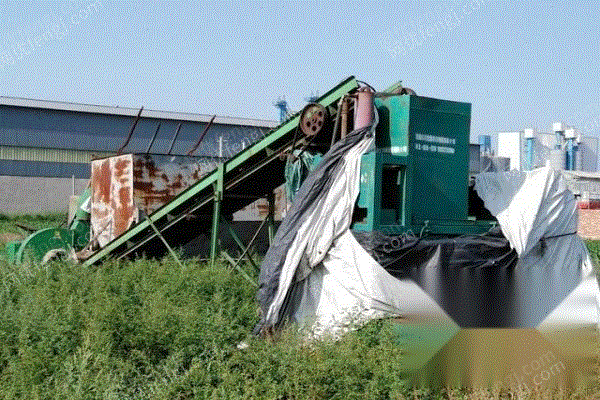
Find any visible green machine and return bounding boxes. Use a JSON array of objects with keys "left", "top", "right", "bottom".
[
  {"left": 352, "top": 94, "right": 493, "bottom": 235},
  {"left": 7, "top": 188, "right": 91, "bottom": 264}
]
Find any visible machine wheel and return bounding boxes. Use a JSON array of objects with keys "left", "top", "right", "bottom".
[
  {"left": 300, "top": 103, "right": 329, "bottom": 137},
  {"left": 14, "top": 228, "right": 75, "bottom": 265}
]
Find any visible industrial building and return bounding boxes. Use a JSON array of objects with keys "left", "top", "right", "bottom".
[
  {"left": 0, "top": 96, "right": 277, "bottom": 215},
  {"left": 471, "top": 124, "right": 600, "bottom": 239},
  {"left": 496, "top": 123, "right": 598, "bottom": 172}
]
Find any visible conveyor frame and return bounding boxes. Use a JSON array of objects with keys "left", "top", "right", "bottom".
[{"left": 83, "top": 77, "right": 359, "bottom": 266}]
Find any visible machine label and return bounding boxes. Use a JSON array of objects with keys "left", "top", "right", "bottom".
[
  {"left": 415, "top": 133, "right": 456, "bottom": 154},
  {"left": 390, "top": 146, "right": 408, "bottom": 153}
]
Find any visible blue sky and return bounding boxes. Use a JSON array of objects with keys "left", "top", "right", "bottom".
[{"left": 1, "top": 0, "right": 599, "bottom": 143}]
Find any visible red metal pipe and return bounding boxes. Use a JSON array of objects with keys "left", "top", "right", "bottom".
[{"left": 354, "top": 87, "right": 374, "bottom": 130}]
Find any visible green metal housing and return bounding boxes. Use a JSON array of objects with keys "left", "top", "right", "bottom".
[
  {"left": 353, "top": 95, "right": 493, "bottom": 235},
  {"left": 8, "top": 187, "right": 91, "bottom": 265},
  {"left": 14, "top": 228, "right": 75, "bottom": 264},
  {"left": 5, "top": 241, "right": 21, "bottom": 264}
]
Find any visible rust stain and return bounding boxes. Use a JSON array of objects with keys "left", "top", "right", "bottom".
[
  {"left": 95, "top": 159, "right": 111, "bottom": 204},
  {"left": 114, "top": 186, "right": 134, "bottom": 236},
  {"left": 114, "top": 158, "right": 128, "bottom": 174},
  {"left": 170, "top": 180, "right": 183, "bottom": 190},
  {"left": 257, "top": 204, "right": 269, "bottom": 216},
  {"left": 131, "top": 155, "right": 209, "bottom": 215},
  {"left": 134, "top": 181, "right": 154, "bottom": 192},
  {"left": 92, "top": 154, "right": 214, "bottom": 246},
  {"left": 114, "top": 158, "right": 130, "bottom": 185}
]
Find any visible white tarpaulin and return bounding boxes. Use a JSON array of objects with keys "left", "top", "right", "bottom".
[
  {"left": 475, "top": 167, "right": 599, "bottom": 330},
  {"left": 256, "top": 136, "right": 598, "bottom": 337}
]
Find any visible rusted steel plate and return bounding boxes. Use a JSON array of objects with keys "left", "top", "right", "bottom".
[
  {"left": 132, "top": 155, "right": 210, "bottom": 215},
  {"left": 90, "top": 155, "right": 137, "bottom": 248},
  {"left": 90, "top": 153, "right": 288, "bottom": 250}
]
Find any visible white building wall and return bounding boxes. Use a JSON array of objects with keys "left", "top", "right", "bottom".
[
  {"left": 497, "top": 132, "right": 522, "bottom": 171},
  {"left": 0, "top": 176, "right": 88, "bottom": 215}
]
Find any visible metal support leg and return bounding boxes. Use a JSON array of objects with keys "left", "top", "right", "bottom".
[
  {"left": 221, "top": 214, "right": 267, "bottom": 284},
  {"left": 210, "top": 196, "right": 221, "bottom": 267},
  {"left": 145, "top": 214, "right": 184, "bottom": 268},
  {"left": 220, "top": 251, "right": 258, "bottom": 287},
  {"left": 221, "top": 216, "right": 259, "bottom": 270},
  {"left": 210, "top": 164, "right": 224, "bottom": 267},
  {"left": 267, "top": 191, "right": 275, "bottom": 245},
  {"left": 233, "top": 215, "right": 267, "bottom": 270}
]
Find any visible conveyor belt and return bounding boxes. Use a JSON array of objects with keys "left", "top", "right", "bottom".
[{"left": 83, "top": 77, "right": 358, "bottom": 265}]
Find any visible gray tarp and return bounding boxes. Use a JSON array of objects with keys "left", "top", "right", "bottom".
[
  {"left": 255, "top": 123, "right": 378, "bottom": 333},
  {"left": 255, "top": 120, "right": 598, "bottom": 338}
]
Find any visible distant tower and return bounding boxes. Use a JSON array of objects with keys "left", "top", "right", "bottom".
[
  {"left": 565, "top": 128, "right": 577, "bottom": 170},
  {"left": 523, "top": 128, "right": 536, "bottom": 171},
  {"left": 304, "top": 91, "right": 319, "bottom": 103},
  {"left": 274, "top": 97, "right": 289, "bottom": 123},
  {"left": 478, "top": 135, "right": 492, "bottom": 156}
]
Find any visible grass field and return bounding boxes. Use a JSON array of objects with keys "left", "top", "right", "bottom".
[{"left": 0, "top": 215, "right": 598, "bottom": 399}]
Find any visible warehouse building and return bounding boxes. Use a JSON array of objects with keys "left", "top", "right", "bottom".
[{"left": 0, "top": 96, "right": 277, "bottom": 215}]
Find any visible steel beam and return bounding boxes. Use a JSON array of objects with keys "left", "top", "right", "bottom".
[
  {"left": 221, "top": 216, "right": 259, "bottom": 270},
  {"left": 267, "top": 191, "right": 275, "bottom": 244},
  {"left": 144, "top": 212, "right": 184, "bottom": 268},
  {"left": 220, "top": 251, "right": 258, "bottom": 287},
  {"left": 210, "top": 163, "right": 225, "bottom": 267}
]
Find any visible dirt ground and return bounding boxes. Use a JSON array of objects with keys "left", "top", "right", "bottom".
[
  {"left": 0, "top": 232, "right": 22, "bottom": 244},
  {"left": 579, "top": 209, "right": 600, "bottom": 240}
]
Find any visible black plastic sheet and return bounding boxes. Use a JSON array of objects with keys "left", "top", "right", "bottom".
[{"left": 354, "top": 229, "right": 529, "bottom": 328}]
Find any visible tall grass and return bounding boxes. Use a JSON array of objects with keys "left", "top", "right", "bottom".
[
  {"left": 0, "top": 217, "right": 598, "bottom": 398},
  {"left": 0, "top": 256, "right": 416, "bottom": 399},
  {"left": 0, "top": 213, "right": 67, "bottom": 233}
]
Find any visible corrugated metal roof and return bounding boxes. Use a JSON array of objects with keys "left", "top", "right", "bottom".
[
  {"left": 0, "top": 96, "right": 278, "bottom": 128},
  {"left": 0, "top": 100, "right": 275, "bottom": 156}
]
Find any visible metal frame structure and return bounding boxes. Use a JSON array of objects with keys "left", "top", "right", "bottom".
[{"left": 82, "top": 76, "right": 359, "bottom": 266}]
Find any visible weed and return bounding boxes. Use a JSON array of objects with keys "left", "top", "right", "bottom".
[{"left": 0, "top": 217, "right": 597, "bottom": 398}]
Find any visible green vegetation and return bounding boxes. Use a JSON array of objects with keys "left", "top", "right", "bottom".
[
  {"left": 0, "top": 217, "right": 598, "bottom": 398},
  {"left": 0, "top": 256, "right": 414, "bottom": 399},
  {"left": 586, "top": 240, "right": 600, "bottom": 275},
  {"left": 0, "top": 213, "right": 67, "bottom": 234}
]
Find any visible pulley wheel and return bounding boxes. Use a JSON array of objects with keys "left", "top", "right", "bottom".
[{"left": 300, "top": 103, "right": 328, "bottom": 137}]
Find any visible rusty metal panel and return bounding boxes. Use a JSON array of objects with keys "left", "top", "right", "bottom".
[
  {"left": 132, "top": 154, "right": 290, "bottom": 221},
  {"left": 90, "top": 152, "right": 289, "bottom": 250},
  {"left": 90, "top": 155, "right": 137, "bottom": 248},
  {"left": 132, "top": 155, "right": 210, "bottom": 215}
]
